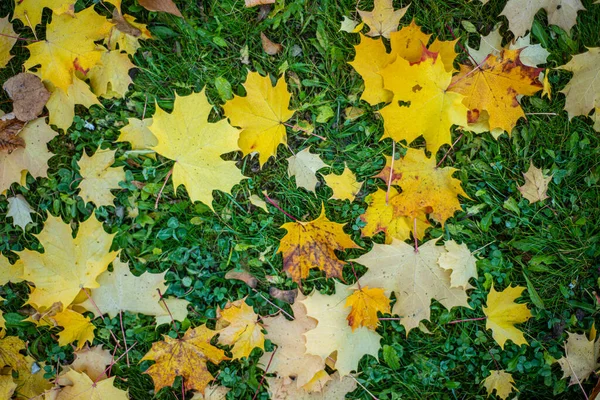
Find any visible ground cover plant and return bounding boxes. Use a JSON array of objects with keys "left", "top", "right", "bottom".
[{"left": 0, "top": 0, "right": 599, "bottom": 398}]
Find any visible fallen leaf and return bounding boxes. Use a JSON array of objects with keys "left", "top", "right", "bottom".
[
  {"left": 286, "top": 147, "right": 327, "bottom": 193},
  {"left": 88, "top": 50, "right": 136, "bottom": 99},
  {"left": 353, "top": 239, "right": 472, "bottom": 334},
  {"left": 357, "top": 0, "right": 410, "bottom": 38},
  {"left": 7, "top": 194, "right": 34, "bottom": 230},
  {"left": 500, "top": 0, "right": 585, "bottom": 38},
  {"left": 249, "top": 194, "right": 268, "bottom": 212},
  {"left": 107, "top": 13, "right": 152, "bottom": 55},
  {"left": 141, "top": 325, "right": 228, "bottom": 394},
  {"left": 245, "top": 0, "right": 275, "bottom": 7},
  {"left": 450, "top": 49, "right": 542, "bottom": 134},
  {"left": 0, "top": 17, "right": 17, "bottom": 68},
  {"left": 222, "top": 72, "right": 294, "bottom": 166},
  {"left": 12, "top": 0, "right": 75, "bottom": 28},
  {"left": 118, "top": 118, "right": 157, "bottom": 150},
  {"left": 278, "top": 207, "right": 359, "bottom": 283},
  {"left": 518, "top": 161, "right": 552, "bottom": 203},
  {"left": 557, "top": 329, "right": 600, "bottom": 385},
  {"left": 149, "top": 90, "right": 244, "bottom": 210},
  {"left": 70, "top": 345, "right": 113, "bottom": 381},
  {"left": 345, "top": 286, "right": 391, "bottom": 331},
  {"left": 340, "top": 16, "right": 359, "bottom": 33},
  {"left": 261, "top": 32, "right": 283, "bottom": 55},
  {"left": 77, "top": 149, "right": 125, "bottom": 207},
  {"left": 323, "top": 165, "right": 363, "bottom": 201},
  {"left": 225, "top": 269, "right": 258, "bottom": 288},
  {"left": 3, "top": 73, "right": 50, "bottom": 121},
  {"left": 55, "top": 370, "right": 128, "bottom": 400},
  {"left": 260, "top": 294, "right": 325, "bottom": 389},
  {"left": 0, "top": 331, "right": 28, "bottom": 372},
  {"left": 0, "top": 255, "right": 24, "bottom": 285},
  {"left": 0, "top": 114, "right": 25, "bottom": 153},
  {"left": 21, "top": 215, "right": 118, "bottom": 310},
  {"left": 302, "top": 281, "right": 381, "bottom": 376},
  {"left": 482, "top": 370, "right": 517, "bottom": 400},
  {"left": 0, "top": 118, "right": 56, "bottom": 193},
  {"left": 0, "top": 376, "right": 16, "bottom": 399},
  {"left": 52, "top": 309, "right": 95, "bottom": 350},
  {"left": 14, "top": 356, "right": 52, "bottom": 400},
  {"left": 45, "top": 75, "right": 101, "bottom": 131},
  {"left": 389, "top": 20, "right": 432, "bottom": 63},
  {"left": 267, "top": 372, "right": 357, "bottom": 399},
  {"left": 557, "top": 47, "right": 600, "bottom": 119},
  {"left": 437, "top": 240, "right": 478, "bottom": 289},
  {"left": 138, "top": 0, "right": 183, "bottom": 17},
  {"left": 190, "top": 385, "right": 230, "bottom": 400},
  {"left": 217, "top": 298, "right": 264, "bottom": 360},
  {"left": 482, "top": 284, "right": 532, "bottom": 349}
]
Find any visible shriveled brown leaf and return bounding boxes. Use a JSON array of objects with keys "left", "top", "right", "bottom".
[
  {"left": 225, "top": 270, "right": 258, "bottom": 288},
  {"left": 138, "top": 0, "right": 183, "bottom": 17},
  {"left": 246, "top": 0, "right": 275, "bottom": 7},
  {"left": 3, "top": 73, "right": 50, "bottom": 122},
  {"left": 256, "top": 5, "right": 272, "bottom": 21},
  {"left": 0, "top": 114, "right": 25, "bottom": 153},
  {"left": 111, "top": 9, "right": 142, "bottom": 37},
  {"left": 269, "top": 287, "right": 298, "bottom": 304},
  {"left": 261, "top": 32, "right": 282, "bottom": 55}
]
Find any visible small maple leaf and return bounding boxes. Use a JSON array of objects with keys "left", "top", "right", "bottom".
[
  {"left": 518, "top": 161, "right": 552, "bottom": 203},
  {"left": 77, "top": 149, "right": 125, "bottom": 207},
  {"left": 150, "top": 90, "right": 244, "bottom": 210},
  {"left": 55, "top": 370, "right": 128, "bottom": 400},
  {"left": 450, "top": 49, "right": 543, "bottom": 134},
  {"left": 500, "top": 0, "right": 585, "bottom": 38},
  {"left": 46, "top": 74, "right": 101, "bottom": 131},
  {"left": 70, "top": 345, "right": 113, "bottom": 381},
  {"left": 482, "top": 284, "right": 532, "bottom": 349},
  {"left": 437, "top": 240, "right": 479, "bottom": 289},
  {"left": 287, "top": 147, "right": 327, "bottom": 193},
  {"left": 302, "top": 281, "right": 382, "bottom": 377},
  {"left": 21, "top": 215, "right": 118, "bottom": 310},
  {"left": 323, "top": 165, "right": 363, "bottom": 201},
  {"left": 482, "top": 370, "right": 517, "bottom": 400},
  {"left": 216, "top": 298, "right": 265, "bottom": 360},
  {"left": 88, "top": 50, "right": 136, "bottom": 99},
  {"left": 117, "top": 117, "right": 157, "bottom": 150},
  {"left": 141, "top": 325, "right": 229, "bottom": 394},
  {"left": 557, "top": 328, "right": 600, "bottom": 386},
  {"left": 345, "top": 286, "right": 391, "bottom": 331},
  {"left": 0, "top": 331, "right": 28, "bottom": 372},
  {"left": 278, "top": 207, "right": 359, "bottom": 283},
  {"left": 223, "top": 72, "right": 294, "bottom": 166},
  {"left": 6, "top": 195, "right": 34, "bottom": 231},
  {"left": 48, "top": 308, "right": 95, "bottom": 350},
  {"left": 357, "top": 0, "right": 409, "bottom": 39},
  {"left": 558, "top": 47, "right": 600, "bottom": 119},
  {"left": 354, "top": 239, "right": 472, "bottom": 334}
]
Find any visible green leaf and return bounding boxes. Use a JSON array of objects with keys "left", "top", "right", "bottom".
[
  {"left": 383, "top": 345, "right": 400, "bottom": 370},
  {"left": 214, "top": 77, "right": 233, "bottom": 102},
  {"left": 523, "top": 271, "right": 545, "bottom": 309}
]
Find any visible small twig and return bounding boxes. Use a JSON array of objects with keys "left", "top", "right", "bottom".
[
  {"left": 284, "top": 122, "right": 326, "bottom": 141},
  {"left": 81, "top": 287, "right": 121, "bottom": 345},
  {"left": 154, "top": 166, "right": 174, "bottom": 209},
  {"left": 348, "top": 375, "right": 379, "bottom": 400},
  {"left": 436, "top": 133, "right": 463, "bottom": 168},
  {"left": 24, "top": 14, "right": 38, "bottom": 40},
  {"left": 525, "top": 112, "right": 558, "bottom": 116},
  {"left": 94, "top": 342, "right": 138, "bottom": 385},
  {"left": 264, "top": 194, "right": 298, "bottom": 221},
  {"left": 0, "top": 32, "right": 39, "bottom": 42},
  {"left": 351, "top": 265, "right": 361, "bottom": 290},
  {"left": 157, "top": 288, "right": 180, "bottom": 337},
  {"left": 142, "top": 95, "right": 149, "bottom": 119},
  {"left": 378, "top": 317, "right": 402, "bottom": 321},
  {"left": 447, "top": 316, "right": 487, "bottom": 324},
  {"left": 251, "top": 287, "right": 294, "bottom": 320},
  {"left": 385, "top": 140, "right": 396, "bottom": 205},
  {"left": 119, "top": 311, "right": 130, "bottom": 367},
  {"left": 444, "top": 23, "right": 478, "bottom": 67},
  {"left": 252, "top": 346, "right": 278, "bottom": 400}
]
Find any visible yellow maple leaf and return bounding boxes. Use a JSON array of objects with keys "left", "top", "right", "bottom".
[
  {"left": 141, "top": 325, "right": 229, "bottom": 394},
  {"left": 429, "top": 38, "right": 458, "bottom": 73},
  {"left": 354, "top": 239, "right": 472, "bottom": 334},
  {"left": 558, "top": 47, "right": 600, "bottom": 119},
  {"left": 118, "top": 117, "right": 157, "bottom": 150},
  {"left": 21, "top": 215, "right": 117, "bottom": 310},
  {"left": 222, "top": 72, "right": 294, "bottom": 166},
  {"left": 14, "top": 356, "right": 52, "bottom": 399},
  {"left": 107, "top": 13, "right": 152, "bottom": 55},
  {"left": 0, "top": 375, "right": 16, "bottom": 399},
  {"left": 345, "top": 286, "right": 390, "bottom": 331},
  {"left": 557, "top": 328, "right": 600, "bottom": 386},
  {"left": 518, "top": 161, "right": 552, "bottom": 203},
  {"left": 0, "top": 331, "right": 28, "bottom": 372},
  {"left": 78, "top": 149, "right": 125, "bottom": 207},
  {"left": 0, "top": 118, "right": 57, "bottom": 193},
  {"left": 323, "top": 165, "right": 363, "bottom": 201},
  {"left": 45, "top": 75, "right": 101, "bottom": 131},
  {"left": 375, "top": 148, "right": 468, "bottom": 224},
  {"left": 357, "top": 0, "right": 409, "bottom": 38},
  {"left": 70, "top": 345, "right": 113, "bottom": 381},
  {"left": 359, "top": 188, "right": 429, "bottom": 244},
  {"left": 482, "top": 284, "right": 532, "bottom": 349},
  {"left": 216, "top": 298, "right": 264, "bottom": 360},
  {"left": 24, "top": 7, "right": 113, "bottom": 91},
  {"left": 380, "top": 52, "right": 467, "bottom": 152},
  {"left": 88, "top": 50, "right": 135, "bottom": 98},
  {"left": 0, "top": 17, "right": 17, "bottom": 68},
  {"left": 302, "top": 281, "right": 381, "bottom": 377},
  {"left": 55, "top": 370, "right": 127, "bottom": 400},
  {"left": 450, "top": 49, "right": 543, "bottom": 134},
  {"left": 260, "top": 294, "right": 325, "bottom": 389},
  {"left": 52, "top": 309, "right": 95, "bottom": 350},
  {"left": 389, "top": 20, "right": 432, "bottom": 63},
  {"left": 0, "top": 255, "right": 24, "bottom": 285},
  {"left": 13, "top": 0, "right": 75, "bottom": 28},
  {"left": 482, "top": 370, "right": 517, "bottom": 400},
  {"left": 150, "top": 90, "right": 244, "bottom": 210},
  {"left": 278, "top": 207, "right": 359, "bottom": 283}
]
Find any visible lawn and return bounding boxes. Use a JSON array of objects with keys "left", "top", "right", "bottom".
[{"left": 0, "top": 0, "right": 599, "bottom": 399}]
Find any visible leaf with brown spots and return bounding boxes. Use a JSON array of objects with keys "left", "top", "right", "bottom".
[
  {"left": 141, "top": 325, "right": 229, "bottom": 394},
  {"left": 345, "top": 286, "right": 390, "bottom": 331},
  {"left": 278, "top": 207, "right": 359, "bottom": 284},
  {"left": 0, "top": 114, "right": 25, "bottom": 153},
  {"left": 450, "top": 49, "right": 543, "bottom": 134}
]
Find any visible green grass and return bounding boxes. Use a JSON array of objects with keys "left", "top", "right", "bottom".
[{"left": 1, "top": 0, "right": 600, "bottom": 399}]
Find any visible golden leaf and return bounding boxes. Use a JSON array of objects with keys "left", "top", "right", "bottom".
[
  {"left": 357, "top": 0, "right": 410, "bottom": 38},
  {"left": 78, "top": 149, "right": 125, "bottom": 207},
  {"left": 482, "top": 285, "right": 532, "bottom": 349},
  {"left": 117, "top": 117, "right": 157, "bottom": 150},
  {"left": 345, "top": 286, "right": 391, "bottom": 331},
  {"left": 13, "top": 0, "right": 75, "bottom": 28},
  {"left": 70, "top": 345, "right": 113, "bottom": 381},
  {"left": 216, "top": 298, "right": 265, "bottom": 360},
  {"left": 482, "top": 370, "right": 517, "bottom": 400},
  {"left": 323, "top": 165, "right": 363, "bottom": 201}
]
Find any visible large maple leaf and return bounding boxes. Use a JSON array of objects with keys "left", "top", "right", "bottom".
[
  {"left": 278, "top": 207, "right": 359, "bottom": 284},
  {"left": 302, "top": 281, "right": 381, "bottom": 377},
  {"left": 216, "top": 298, "right": 265, "bottom": 360},
  {"left": 24, "top": 7, "right": 113, "bottom": 91},
  {"left": 500, "top": 0, "right": 585, "bottom": 38},
  {"left": 222, "top": 72, "right": 294, "bottom": 166},
  {"left": 45, "top": 74, "right": 101, "bottom": 131},
  {"left": 21, "top": 215, "right": 117, "bottom": 310},
  {"left": 150, "top": 90, "right": 244, "bottom": 209},
  {"left": 353, "top": 239, "right": 472, "bottom": 334},
  {"left": 557, "top": 328, "right": 600, "bottom": 385},
  {"left": 380, "top": 52, "right": 468, "bottom": 152},
  {"left": 558, "top": 47, "right": 600, "bottom": 119},
  {"left": 450, "top": 49, "right": 542, "bottom": 134},
  {"left": 141, "top": 325, "right": 229, "bottom": 394}
]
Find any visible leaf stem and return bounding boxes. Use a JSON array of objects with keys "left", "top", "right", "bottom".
[
  {"left": 154, "top": 166, "right": 174, "bottom": 209},
  {"left": 284, "top": 122, "right": 326, "bottom": 140},
  {"left": 436, "top": 133, "right": 463, "bottom": 168},
  {"left": 447, "top": 316, "right": 487, "bottom": 324},
  {"left": 264, "top": 193, "right": 298, "bottom": 221},
  {"left": 385, "top": 140, "right": 396, "bottom": 205}
]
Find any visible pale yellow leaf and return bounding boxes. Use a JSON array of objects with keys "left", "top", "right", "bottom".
[{"left": 78, "top": 149, "right": 125, "bottom": 207}]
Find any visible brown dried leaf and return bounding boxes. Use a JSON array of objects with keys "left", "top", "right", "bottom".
[
  {"left": 245, "top": 0, "right": 275, "bottom": 7},
  {"left": 269, "top": 287, "right": 298, "bottom": 304},
  {"left": 3, "top": 73, "right": 50, "bottom": 122},
  {"left": 0, "top": 114, "right": 25, "bottom": 153},
  {"left": 261, "top": 32, "right": 282, "bottom": 55},
  {"left": 111, "top": 9, "right": 141, "bottom": 37},
  {"left": 138, "top": 0, "right": 183, "bottom": 17},
  {"left": 225, "top": 270, "right": 258, "bottom": 288}
]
